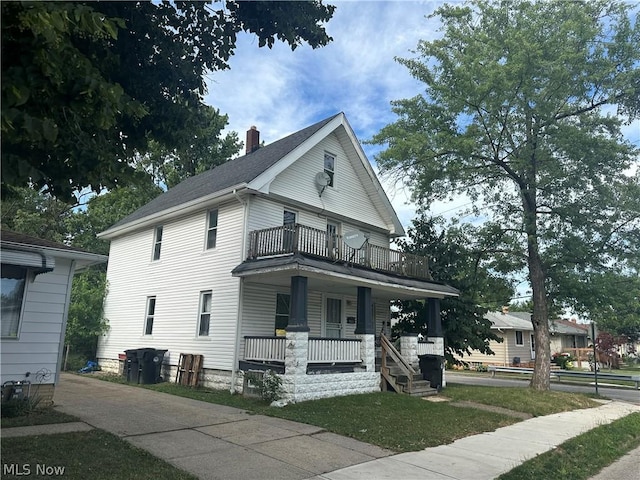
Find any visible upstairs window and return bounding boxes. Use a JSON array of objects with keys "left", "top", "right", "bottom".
[
  {"left": 206, "top": 209, "right": 218, "bottom": 250},
  {"left": 144, "top": 297, "right": 156, "bottom": 335},
  {"left": 275, "top": 293, "right": 290, "bottom": 336},
  {"left": 152, "top": 226, "right": 163, "bottom": 260},
  {"left": 198, "top": 291, "right": 212, "bottom": 336},
  {"left": 1, "top": 265, "right": 27, "bottom": 338},
  {"left": 324, "top": 152, "right": 335, "bottom": 187}
]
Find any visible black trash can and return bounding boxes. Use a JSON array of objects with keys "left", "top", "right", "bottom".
[
  {"left": 138, "top": 348, "right": 167, "bottom": 384},
  {"left": 419, "top": 354, "right": 444, "bottom": 390},
  {"left": 124, "top": 349, "right": 141, "bottom": 383}
]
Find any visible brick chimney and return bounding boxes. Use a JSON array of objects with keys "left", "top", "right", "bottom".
[{"left": 246, "top": 126, "right": 260, "bottom": 154}]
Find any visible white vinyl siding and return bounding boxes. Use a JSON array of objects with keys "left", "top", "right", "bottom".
[
  {"left": 98, "top": 201, "right": 244, "bottom": 371},
  {"left": 269, "top": 133, "right": 391, "bottom": 231},
  {"left": 1, "top": 258, "right": 75, "bottom": 385}
]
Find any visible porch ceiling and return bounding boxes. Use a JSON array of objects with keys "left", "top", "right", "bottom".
[{"left": 231, "top": 254, "right": 459, "bottom": 300}]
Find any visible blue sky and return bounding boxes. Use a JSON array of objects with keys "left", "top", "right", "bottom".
[{"left": 204, "top": 0, "right": 640, "bottom": 232}]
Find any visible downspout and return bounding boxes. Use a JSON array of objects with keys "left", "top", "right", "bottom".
[
  {"left": 230, "top": 189, "right": 249, "bottom": 393},
  {"left": 56, "top": 260, "right": 77, "bottom": 385}
]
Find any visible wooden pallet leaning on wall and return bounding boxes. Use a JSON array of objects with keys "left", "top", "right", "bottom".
[{"left": 176, "top": 354, "right": 203, "bottom": 387}]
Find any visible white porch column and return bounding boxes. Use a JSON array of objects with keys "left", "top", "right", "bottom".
[
  {"left": 285, "top": 331, "right": 309, "bottom": 376},
  {"left": 400, "top": 334, "right": 419, "bottom": 368},
  {"left": 357, "top": 334, "right": 375, "bottom": 372}
]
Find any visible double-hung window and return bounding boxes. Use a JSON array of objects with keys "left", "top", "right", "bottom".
[
  {"left": 515, "top": 330, "right": 524, "bottom": 346},
  {"left": 274, "top": 293, "right": 290, "bottom": 336},
  {"left": 152, "top": 226, "right": 163, "bottom": 261},
  {"left": 324, "top": 152, "right": 335, "bottom": 187},
  {"left": 144, "top": 297, "right": 156, "bottom": 335},
  {"left": 1, "top": 265, "right": 27, "bottom": 338},
  {"left": 206, "top": 209, "right": 218, "bottom": 250},
  {"left": 198, "top": 291, "right": 212, "bottom": 336}
]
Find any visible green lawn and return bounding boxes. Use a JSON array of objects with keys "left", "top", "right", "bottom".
[
  {"left": 1, "top": 407, "right": 78, "bottom": 429},
  {"left": 94, "top": 373, "right": 602, "bottom": 452},
  {"left": 498, "top": 412, "right": 640, "bottom": 480},
  {"left": 2, "top": 374, "right": 633, "bottom": 479},
  {"left": 1, "top": 429, "right": 197, "bottom": 480}
]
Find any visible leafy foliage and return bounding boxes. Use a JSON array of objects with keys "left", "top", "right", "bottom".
[
  {"left": 391, "top": 215, "right": 512, "bottom": 363},
  {"left": 1, "top": 1, "right": 335, "bottom": 200},
  {"left": 371, "top": 0, "right": 640, "bottom": 389}
]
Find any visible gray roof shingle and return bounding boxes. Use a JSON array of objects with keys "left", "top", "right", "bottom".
[{"left": 109, "top": 113, "right": 341, "bottom": 230}]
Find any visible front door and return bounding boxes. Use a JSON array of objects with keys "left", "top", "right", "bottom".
[{"left": 325, "top": 297, "right": 342, "bottom": 338}]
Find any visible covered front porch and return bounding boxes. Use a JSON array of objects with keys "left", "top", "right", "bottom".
[{"left": 232, "top": 252, "right": 458, "bottom": 402}]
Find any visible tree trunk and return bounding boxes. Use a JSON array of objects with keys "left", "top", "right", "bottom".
[{"left": 528, "top": 238, "right": 551, "bottom": 390}]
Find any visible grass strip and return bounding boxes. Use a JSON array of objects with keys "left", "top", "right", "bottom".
[
  {"left": 498, "top": 412, "right": 640, "bottom": 480},
  {"left": 1, "top": 407, "right": 78, "bottom": 429},
  {"left": 441, "top": 384, "right": 600, "bottom": 416},
  {"left": 1, "top": 429, "right": 198, "bottom": 480}
]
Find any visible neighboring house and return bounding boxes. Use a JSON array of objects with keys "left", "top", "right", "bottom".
[
  {"left": 1, "top": 231, "right": 107, "bottom": 404},
  {"left": 456, "top": 311, "right": 536, "bottom": 366},
  {"left": 96, "top": 113, "right": 458, "bottom": 402},
  {"left": 457, "top": 311, "right": 591, "bottom": 367}
]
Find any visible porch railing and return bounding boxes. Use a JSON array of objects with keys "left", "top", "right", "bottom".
[
  {"left": 247, "top": 224, "right": 431, "bottom": 280},
  {"left": 243, "top": 336, "right": 361, "bottom": 364},
  {"left": 417, "top": 341, "right": 443, "bottom": 357},
  {"left": 244, "top": 336, "right": 286, "bottom": 362},
  {"left": 308, "top": 338, "right": 361, "bottom": 363}
]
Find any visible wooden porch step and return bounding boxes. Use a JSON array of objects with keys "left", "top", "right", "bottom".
[{"left": 397, "top": 379, "right": 438, "bottom": 397}]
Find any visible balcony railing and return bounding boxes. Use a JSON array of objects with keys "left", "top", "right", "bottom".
[
  {"left": 244, "top": 336, "right": 361, "bottom": 364},
  {"left": 247, "top": 224, "right": 431, "bottom": 280}
]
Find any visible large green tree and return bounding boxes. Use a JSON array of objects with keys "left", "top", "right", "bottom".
[
  {"left": 372, "top": 1, "right": 640, "bottom": 389},
  {"left": 1, "top": 1, "right": 335, "bottom": 200},
  {"left": 391, "top": 215, "right": 512, "bottom": 364}
]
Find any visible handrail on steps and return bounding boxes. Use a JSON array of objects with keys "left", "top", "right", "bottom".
[{"left": 380, "top": 334, "right": 416, "bottom": 393}]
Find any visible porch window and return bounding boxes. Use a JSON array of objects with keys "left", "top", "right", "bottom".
[
  {"left": 144, "top": 297, "right": 156, "bottom": 335},
  {"left": 275, "top": 293, "right": 290, "bottom": 336},
  {"left": 324, "top": 152, "right": 335, "bottom": 187},
  {"left": 152, "top": 226, "right": 163, "bottom": 261},
  {"left": 206, "top": 209, "right": 218, "bottom": 250},
  {"left": 1, "top": 264, "right": 27, "bottom": 338},
  {"left": 515, "top": 330, "right": 524, "bottom": 346},
  {"left": 198, "top": 291, "right": 212, "bottom": 336}
]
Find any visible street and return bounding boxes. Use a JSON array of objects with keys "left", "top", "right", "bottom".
[{"left": 446, "top": 371, "right": 640, "bottom": 405}]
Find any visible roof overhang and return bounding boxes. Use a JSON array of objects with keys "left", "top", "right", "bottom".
[
  {"left": 0, "top": 242, "right": 107, "bottom": 272},
  {"left": 98, "top": 185, "right": 250, "bottom": 239},
  {"left": 231, "top": 254, "right": 458, "bottom": 301}
]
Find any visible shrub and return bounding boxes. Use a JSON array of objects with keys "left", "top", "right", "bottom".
[
  {"left": 552, "top": 352, "right": 574, "bottom": 370},
  {"left": 258, "top": 370, "right": 283, "bottom": 403}
]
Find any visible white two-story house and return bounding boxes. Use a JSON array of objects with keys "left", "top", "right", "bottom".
[{"left": 97, "top": 113, "right": 458, "bottom": 402}]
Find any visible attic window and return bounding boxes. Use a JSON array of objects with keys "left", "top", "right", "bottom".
[{"left": 324, "top": 152, "right": 335, "bottom": 187}]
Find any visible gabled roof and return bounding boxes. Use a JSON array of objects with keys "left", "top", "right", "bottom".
[
  {"left": 100, "top": 112, "right": 404, "bottom": 239},
  {"left": 550, "top": 318, "right": 589, "bottom": 335},
  {"left": 107, "top": 114, "right": 339, "bottom": 232},
  {"left": 485, "top": 311, "right": 534, "bottom": 330}
]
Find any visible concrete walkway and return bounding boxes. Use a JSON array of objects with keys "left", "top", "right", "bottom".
[{"left": 6, "top": 374, "right": 638, "bottom": 480}]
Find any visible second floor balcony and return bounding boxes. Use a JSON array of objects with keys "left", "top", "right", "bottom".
[{"left": 247, "top": 224, "right": 432, "bottom": 281}]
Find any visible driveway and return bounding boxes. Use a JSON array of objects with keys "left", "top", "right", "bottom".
[{"left": 53, "top": 374, "right": 392, "bottom": 480}]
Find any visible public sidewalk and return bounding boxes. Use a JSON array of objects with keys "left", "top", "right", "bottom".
[
  {"left": 4, "top": 374, "right": 639, "bottom": 480},
  {"left": 310, "top": 401, "right": 640, "bottom": 480}
]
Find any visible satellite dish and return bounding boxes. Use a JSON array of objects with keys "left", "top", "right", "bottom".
[
  {"left": 343, "top": 230, "right": 367, "bottom": 250},
  {"left": 315, "top": 171, "right": 331, "bottom": 196}
]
